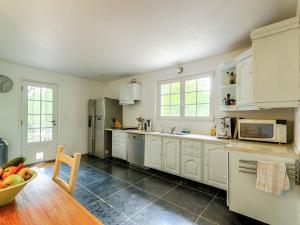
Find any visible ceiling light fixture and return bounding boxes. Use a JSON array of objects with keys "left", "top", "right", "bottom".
[{"left": 176, "top": 66, "right": 184, "bottom": 74}]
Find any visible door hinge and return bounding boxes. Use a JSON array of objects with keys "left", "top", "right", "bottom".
[
  {"left": 21, "top": 86, "right": 23, "bottom": 91},
  {"left": 20, "top": 120, "right": 23, "bottom": 126}
]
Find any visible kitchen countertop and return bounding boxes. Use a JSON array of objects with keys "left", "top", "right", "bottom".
[
  {"left": 225, "top": 140, "right": 300, "bottom": 160},
  {"left": 126, "top": 129, "right": 230, "bottom": 144},
  {"left": 105, "top": 128, "right": 300, "bottom": 160}
]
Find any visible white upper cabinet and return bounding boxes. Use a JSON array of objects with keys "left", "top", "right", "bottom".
[
  {"left": 163, "top": 138, "right": 180, "bottom": 175},
  {"left": 250, "top": 17, "right": 300, "bottom": 108},
  {"left": 144, "top": 135, "right": 162, "bottom": 170},
  {"left": 236, "top": 49, "right": 259, "bottom": 111},
  {"left": 204, "top": 143, "right": 228, "bottom": 190},
  {"left": 119, "top": 83, "right": 141, "bottom": 105}
]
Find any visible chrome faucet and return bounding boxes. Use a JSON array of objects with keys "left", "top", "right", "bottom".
[{"left": 170, "top": 126, "right": 176, "bottom": 134}]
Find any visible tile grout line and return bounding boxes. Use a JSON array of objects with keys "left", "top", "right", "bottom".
[
  {"left": 130, "top": 183, "right": 199, "bottom": 217},
  {"left": 127, "top": 183, "right": 182, "bottom": 221},
  {"left": 63, "top": 161, "right": 219, "bottom": 222},
  {"left": 177, "top": 183, "right": 218, "bottom": 198},
  {"left": 59, "top": 166, "right": 135, "bottom": 222},
  {"left": 61, "top": 168, "right": 188, "bottom": 224},
  {"left": 47, "top": 162, "right": 170, "bottom": 224},
  {"left": 62, "top": 159, "right": 223, "bottom": 225},
  {"left": 77, "top": 182, "right": 134, "bottom": 223},
  {"left": 194, "top": 190, "right": 220, "bottom": 225},
  {"left": 83, "top": 162, "right": 219, "bottom": 200},
  {"left": 102, "top": 173, "right": 156, "bottom": 200},
  {"left": 81, "top": 161, "right": 156, "bottom": 188}
]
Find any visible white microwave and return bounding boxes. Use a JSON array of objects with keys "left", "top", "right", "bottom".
[{"left": 238, "top": 119, "right": 287, "bottom": 143}]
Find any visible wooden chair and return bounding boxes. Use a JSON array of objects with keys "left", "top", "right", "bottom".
[{"left": 52, "top": 146, "right": 81, "bottom": 195}]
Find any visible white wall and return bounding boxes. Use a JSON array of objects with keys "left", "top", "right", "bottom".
[
  {"left": 0, "top": 60, "right": 104, "bottom": 160},
  {"left": 104, "top": 48, "right": 295, "bottom": 138},
  {"left": 294, "top": 108, "right": 300, "bottom": 152}
]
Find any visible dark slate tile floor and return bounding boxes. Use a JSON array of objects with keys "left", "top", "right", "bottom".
[{"left": 41, "top": 154, "right": 267, "bottom": 225}]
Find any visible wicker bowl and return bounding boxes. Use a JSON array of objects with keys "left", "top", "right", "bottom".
[{"left": 0, "top": 171, "right": 37, "bottom": 207}]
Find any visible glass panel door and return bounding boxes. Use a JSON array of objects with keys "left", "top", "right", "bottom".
[{"left": 21, "top": 81, "right": 58, "bottom": 164}]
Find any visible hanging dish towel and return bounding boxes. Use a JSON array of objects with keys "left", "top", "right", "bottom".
[{"left": 256, "top": 160, "right": 290, "bottom": 195}]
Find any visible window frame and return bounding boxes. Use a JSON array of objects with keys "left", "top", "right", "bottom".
[{"left": 156, "top": 72, "right": 214, "bottom": 121}]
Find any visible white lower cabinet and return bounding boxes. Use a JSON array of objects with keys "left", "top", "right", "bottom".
[
  {"left": 204, "top": 143, "right": 228, "bottom": 190},
  {"left": 229, "top": 151, "right": 299, "bottom": 225},
  {"left": 144, "top": 135, "right": 162, "bottom": 170},
  {"left": 163, "top": 138, "right": 180, "bottom": 175},
  {"left": 181, "top": 155, "right": 202, "bottom": 182},
  {"left": 144, "top": 135, "right": 228, "bottom": 190},
  {"left": 112, "top": 130, "right": 127, "bottom": 160}
]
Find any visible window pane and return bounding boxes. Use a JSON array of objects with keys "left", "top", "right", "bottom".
[
  {"left": 171, "top": 94, "right": 180, "bottom": 105},
  {"left": 185, "top": 92, "right": 196, "bottom": 104},
  {"left": 197, "top": 91, "right": 210, "bottom": 104},
  {"left": 161, "top": 84, "right": 170, "bottom": 95},
  {"left": 28, "top": 115, "right": 40, "bottom": 129},
  {"left": 41, "top": 88, "right": 53, "bottom": 101},
  {"left": 171, "top": 82, "right": 180, "bottom": 94},
  {"left": 41, "top": 101, "right": 53, "bottom": 114},
  {"left": 28, "top": 86, "right": 40, "bottom": 100},
  {"left": 185, "top": 105, "right": 196, "bottom": 117},
  {"left": 197, "top": 104, "right": 210, "bottom": 117},
  {"left": 161, "top": 95, "right": 170, "bottom": 105},
  {"left": 41, "top": 128, "right": 52, "bottom": 141},
  {"left": 170, "top": 105, "right": 180, "bottom": 117},
  {"left": 185, "top": 80, "right": 196, "bottom": 92},
  {"left": 28, "top": 100, "right": 40, "bottom": 114},
  {"left": 28, "top": 128, "right": 40, "bottom": 143},
  {"left": 41, "top": 115, "right": 53, "bottom": 128},
  {"left": 197, "top": 77, "right": 210, "bottom": 91},
  {"left": 161, "top": 105, "right": 170, "bottom": 117}
]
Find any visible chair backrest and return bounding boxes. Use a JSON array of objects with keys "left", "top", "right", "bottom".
[{"left": 52, "top": 146, "right": 81, "bottom": 195}]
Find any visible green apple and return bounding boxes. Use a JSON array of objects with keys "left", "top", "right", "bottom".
[{"left": 3, "top": 174, "right": 24, "bottom": 188}]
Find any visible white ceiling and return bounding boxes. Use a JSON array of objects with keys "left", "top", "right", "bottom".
[{"left": 0, "top": 0, "right": 297, "bottom": 81}]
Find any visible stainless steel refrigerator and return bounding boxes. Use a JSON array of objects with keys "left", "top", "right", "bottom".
[{"left": 88, "top": 98, "right": 122, "bottom": 158}]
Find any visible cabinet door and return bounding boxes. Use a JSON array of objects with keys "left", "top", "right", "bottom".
[
  {"left": 204, "top": 143, "right": 228, "bottom": 190},
  {"left": 252, "top": 27, "right": 300, "bottom": 106},
  {"left": 163, "top": 138, "right": 180, "bottom": 175},
  {"left": 229, "top": 152, "right": 298, "bottom": 225},
  {"left": 237, "top": 56, "right": 256, "bottom": 109},
  {"left": 144, "top": 135, "right": 162, "bottom": 170},
  {"left": 112, "top": 131, "right": 126, "bottom": 159},
  {"left": 112, "top": 143, "right": 126, "bottom": 160},
  {"left": 119, "top": 84, "right": 133, "bottom": 101},
  {"left": 181, "top": 155, "right": 202, "bottom": 182}
]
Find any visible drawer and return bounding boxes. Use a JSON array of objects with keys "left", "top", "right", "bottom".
[
  {"left": 112, "top": 130, "right": 126, "bottom": 138},
  {"left": 182, "top": 140, "right": 202, "bottom": 149},
  {"left": 182, "top": 147, "right": 202, "bottom": 158}
]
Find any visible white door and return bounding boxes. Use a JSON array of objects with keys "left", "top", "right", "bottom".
[
  {"left": 237, "top": 56, "right": 253, "bottom": 107},
  {"left": 21, "top": 81, "right": 58, "bottom": 164},
  {"left": 252, "top": 26, "right": 300, "bottom": 105},
  {"left": 144, "top": 135, "right": 162, "bottom": 170},
  {"left": 204, "top": 143, "right": 228, "bottom": 190},
  {"left": 163, "top": 138, "right": 180, "bottom": 175},
  {"left": 181, "top": 155, "right": 202, "bottom": 182}
]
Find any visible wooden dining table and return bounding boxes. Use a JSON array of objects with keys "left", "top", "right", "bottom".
[{"left": 0, "top": 168, "right": 103, "bottom": 225}]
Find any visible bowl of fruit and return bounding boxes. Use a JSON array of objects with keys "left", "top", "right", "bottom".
[{"left": 0, "top": 157, "right": 36, "bottom": 207}]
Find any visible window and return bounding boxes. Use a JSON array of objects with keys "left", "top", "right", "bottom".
[
  {"left": 158, "top": 72, "right": 213, "bottom": 119},
  {"left": 27, "top": 85, "right": 53, "bottom": 143},
  {"left": 160, "top": 81, "right": 180, "bottom": 117},
  {"left": 184, "top": 77, "right": 211, "bottom": 117}
]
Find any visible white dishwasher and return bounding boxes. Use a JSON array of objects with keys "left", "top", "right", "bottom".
[{"left": 126, "top": 133, "right": 145, "bottom": 167}]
